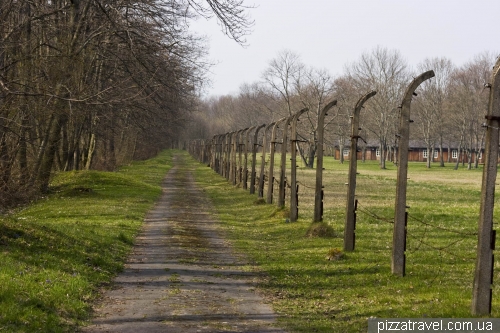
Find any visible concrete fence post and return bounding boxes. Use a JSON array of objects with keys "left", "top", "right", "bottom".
[
  {"left": 221, "top": 133, "right": 227, "bottom": 177},
  {"left": 392, "top": 70, "right": 435, "bottom": 277},
  {"left": 267, "top": 118, "right": 286, "bottom": 204},
  {"left": 210, "top": 135, "right": 217, "bottom": 170},
  {"left": 313, "top": 100, "right": 337, "bottom": 222},
  {"left": 290, "top": 108, "right": 308, "bottom": 222},
  {"left": 238, "top": 129, "right": 247, "bottom": 183},
  {"left": 259, "top": 122, "right": 275, "bottom": 198},
  {"left": 203, "top": 140, "right": 208, "bottom": 164},
  {"left": 243, "top": 126, "right": 256, "bottom": 190},
  {"left": 224, "top": 132, "right": 232, "bottom": 180},
  {"left": 472, "top": 57, "right": 500, "bottom": 315},
  {"left": 250, "top": 124, "right": 266, "bottom": 194},
  {"left": 278, "top": 116, "right": 293, "bottom": 208},
  {"left": 229, "top": 131, "right": 237, "bottom": 185},
  {"left": 344, "top": 91, "right": 376, "bottom": 250},
  {"left": 217, "top": 135, "right": 223, "bottom": 175}
]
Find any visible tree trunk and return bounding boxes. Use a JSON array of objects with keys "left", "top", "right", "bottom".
[
  {"left": 426, "top": 145, "right": 431, "bottom": 168},
  {"left": 380, "top": 143, "right": 386, "bottom": 169},
  {"left": 0, "top": 124, "right": 11, "bottom": 191},
  {"left": 18, "top": 113, "right": 29, "bottom": 186},
  {"left": 85, "top": 132, "right": 96, "bottom": 170},
  {"left": 439, "top": 139, "right": 444, "bottom": 167},
  {"left": 30, "top": 113, "right": 56, "bottom": 186},
  {"left": 107, "top": 129, "right": 116, "bottom": 171},
  {"left": 474, "top": 150, "right": 480, "bottom": 169},
  {"left": 38, "top": 112, "right": 68, "bottom": 193},
  {"left": 467, "top": 136, "right": 473, "bottom": 169},
  {"left": 467, "top": 150, "right": 472, "bottom": 170},
  {"left": 454, "top": 146, "right": 461, "bottom": 170},
  {"left": 297, "top": 141, "right": 308, "bottom": 167},
  {"left": 339, "top": 142, "right": 344, "bottom": 164},
  {"left": 74, "top": 144, "right": 81, "bottom": 170},
  {"left": 306, "top": 142, "right": 316, "bottom": 168},
  {"left": 61, "top": 122, "right": 70, "bottom": 170}
]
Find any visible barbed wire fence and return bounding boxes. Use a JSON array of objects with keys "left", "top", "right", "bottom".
[
  {"left": 354, "top": 199, "right": 478, "bottom": 262},
  {"left": 187, "top": 121, "right": 481, "bottom": 268},
  {"left": 186, "top": 63, "right": 500, "bottom": 315},
  {"left": 188, "top": 127, "right": 487, "bottom": 313}
]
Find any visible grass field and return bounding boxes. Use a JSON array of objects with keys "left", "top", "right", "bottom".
[
  {"left": 0, "top": 149, "right": 496, "bottom": 332},
  {"left": 0, "top": 151, "right": 174, "bottom": 332},
  {"left": 193, "top": 152, "right": 496, "bottom": 332}
]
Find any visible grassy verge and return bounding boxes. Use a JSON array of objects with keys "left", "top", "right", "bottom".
[
  {"left": 0, "top": 150, "right": 176, "bottom": 332},
  {"left": 191, "top": 153, "right": 498, "bottom": 332}
]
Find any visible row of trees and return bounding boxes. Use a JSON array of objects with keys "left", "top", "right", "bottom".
[
  {"left": 0, "top": 0, "right": 252, "bottom": 208},
  {"left": 189, "top": 47, "right": 496, "bottom": 171}
]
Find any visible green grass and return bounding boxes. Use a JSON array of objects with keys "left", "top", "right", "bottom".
[
  {"left": 0, "top": 150, "right": 176, "bottom": 332},
  {"left": 0, "top": 149, "right": 494, "bottom": 332},
  {"left": 192, "top": 153, "right": 498, "bottom": 333}
]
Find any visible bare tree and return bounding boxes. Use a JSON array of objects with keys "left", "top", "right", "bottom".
[
  {"left": 0, "top": 0, "right": 253, "bottom": 206},
  {"left": 262, "top": 50, "right": 337, "bottom": 168},
  {"left": 414, "top": 57, "right": 455, "bottom": 168},
  {"left": 188, "top": 0, "right": 254, "bottom": 45},
  {"left": 295, "top": 67, "right": 336, "bottom": 167},
  {"left": 448, "top": 52, "right": 495, "bottom": 170},
  {"left": 262, "top": 49, "right": 304, "bottom": 117},
  {"left": 332, "top": 75, "right": 364, "bottom": 164},
  {"left": 345, "top": 46, "right": 409, "bottom": 169}
]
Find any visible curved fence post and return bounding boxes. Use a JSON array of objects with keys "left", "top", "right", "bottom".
[
  {"left": 243, "top": 126, "right": 256, "bottom": 190},
  {"left": 220, "top": 133, "right": 227, "bottom": 177},
  {"left": 290, "top": 108, "right": 308, "bottom": 222},
  {"left": 237, "top": 129, "right": 247, "bottom": 183},
  {"left": 217, "top": 135, "right": 223, "bottom": 175},
  {"left": 250, "top": 124, "right": 266, "bottom": 194},
  {"left": 313, "top": 100, "right": 337, "bottom": 222},
  {"left": 258, "top": 122, "right": 275, "bottom": 198},
  {"left": 472, "top": 57, "right": 500, "bottom": 315},
  {"left": 224, "top": 132, "right": 232, "bottom": 180},
  {"left": 392, "top": 70, "right": 435, "bottom": 277},
  {"left": 210, "top": 135, "right": 217, "bottom": 171},
  {"left": 229, "top": 131, "right": 238, "bottom": 185},
  {"left": 267, "top": 118, "right": 286, "bottom": 204},
  {"left": 344, "top": 91, "right": 376, "bottom": 250},
  {"left": 278, "top": 116, "right": 293, "bottom": 208}
]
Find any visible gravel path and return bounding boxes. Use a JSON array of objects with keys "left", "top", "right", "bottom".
[{"left": 81, "top": 154, "right": 286, "bottom": 333}]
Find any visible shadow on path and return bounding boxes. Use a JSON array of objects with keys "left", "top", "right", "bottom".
[{"left": 81, "top": 154, "right": 287, "bottom": 333}]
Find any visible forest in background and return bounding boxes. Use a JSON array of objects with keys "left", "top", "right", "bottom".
[{"left": 0, "top": 0, "right": 251, "bottom": 208}]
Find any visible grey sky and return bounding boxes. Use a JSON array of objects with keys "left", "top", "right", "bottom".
[{"left": 190, "top": 0, "right": 499, "bottom": 97}]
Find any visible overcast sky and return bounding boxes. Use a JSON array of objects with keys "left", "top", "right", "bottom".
[{"left": 189, "top": 0, "right": 499, "bottom": 97}]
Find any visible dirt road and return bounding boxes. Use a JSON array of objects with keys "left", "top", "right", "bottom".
[{"left": 81, "top": 154, "right": 286, "bottom": 333}]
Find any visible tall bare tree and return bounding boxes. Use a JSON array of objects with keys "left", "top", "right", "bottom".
[
  {"left": 448, "top": 53, "right": 495, "bottom": 170},
  {"left": 262, "top": 49, "right": 303, "bottom": 117},
  {"left": 344, "top": 46, "right": 409, "bottom": 169},
  {"left": 262, "top": 50, "right": 337, "bottom": 168},
  {"left": 331, "top": 75, "right": 366, "bottom": 164},
  {"left": 414, "top": 57, "right": 455, "bottom": 167},
  {"left": 294, "top": 67, "right": 336, "bottom": 167}
]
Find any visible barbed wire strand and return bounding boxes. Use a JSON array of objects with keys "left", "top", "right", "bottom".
[
  {"left": 407, "top": 213, "right": 478, "bottom": 237},
  {"left": 355, "top": 201, "right": 394, "bottom": 224},
  {"left": 355, "top": 201, "right": 477, "bottom": 262},
  {"left": 406, "top": 233, "right": 476, "bottom": 262}
]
